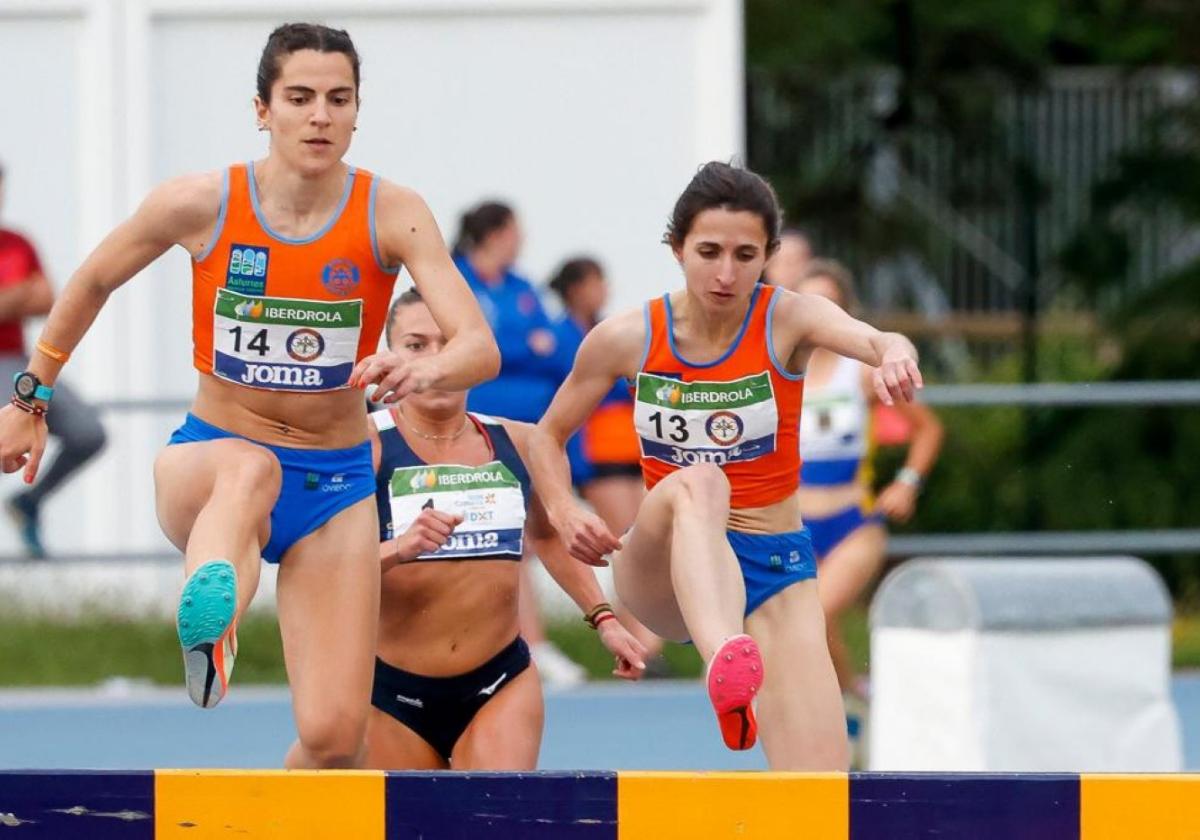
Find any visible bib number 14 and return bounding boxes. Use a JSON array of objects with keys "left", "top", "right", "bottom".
[{"left": 229, "top": 326, "right": 270, "bottom": 356}]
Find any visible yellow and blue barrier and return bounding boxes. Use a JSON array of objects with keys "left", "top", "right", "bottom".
[{"left": 1, "top": 770, "right": 1198, "bottom": 838}]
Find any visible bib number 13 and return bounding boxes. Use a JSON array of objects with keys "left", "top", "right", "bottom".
[{"left": 649, "top": 411, "right": 689, "bottom": 443}]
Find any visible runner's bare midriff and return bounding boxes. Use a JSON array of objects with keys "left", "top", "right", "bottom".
[
  {"left": 190, "top": 374, "right": 370, "bottom": 448},
  {"left": 727, "top": 490, "right": 806, "bottom": 535},
  {"left": 377, "top": 560, "right": 520, "bottom": 677}
]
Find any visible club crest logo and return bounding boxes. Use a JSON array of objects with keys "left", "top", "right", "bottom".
[
  {"left": 321, "top": 258, "right": 361, "bottom": 297},
  {"left": 286, "top": 328, "right": 325, "bottom": 362},
  {"left": 705, "top": 410, "right": 744, "bottom": 446}
]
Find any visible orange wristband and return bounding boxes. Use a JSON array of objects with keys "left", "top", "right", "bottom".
[{"left": 35, "top": 340, "right": 70, "bottom": 363}]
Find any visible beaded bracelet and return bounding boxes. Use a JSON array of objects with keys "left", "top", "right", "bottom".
[
  {"left": 10, "top": 395, "right": 47, "bottom": 417},
  {"left": 583, "top": 602, "right": 615, "bottom": 629}
]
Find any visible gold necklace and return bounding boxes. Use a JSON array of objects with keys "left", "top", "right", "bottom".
[{"left": 397, "top": 408, "right": 470, "bottom": 441}]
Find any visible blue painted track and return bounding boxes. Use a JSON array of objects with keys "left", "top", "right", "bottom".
[{"left": 0, "top": 676, "right": 1196, "bottom": 770}]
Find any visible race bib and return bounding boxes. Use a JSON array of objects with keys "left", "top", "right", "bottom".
[
  {"left": 634, "top": 372, "right": 779, "bottom": 467},
  {"left": 388, "top": 462, "right": 526, "bottom": 559},
  {"left": 212, "top": 288, "right": 363, "bottom": 392}
]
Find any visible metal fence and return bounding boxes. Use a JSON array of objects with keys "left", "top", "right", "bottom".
[{"left": 747, "top": 67, "right": 1199, "bottom": 362}]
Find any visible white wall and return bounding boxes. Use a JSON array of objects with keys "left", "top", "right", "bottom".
[{"left": 0, "top": 0, "right": 743, "bottom": 554}]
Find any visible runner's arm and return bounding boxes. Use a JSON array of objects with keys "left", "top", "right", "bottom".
[
  {"left": 373, "top": 182, "right": 499, "bottom": 391},
  {"left": 29, "top": 173, "right": 221, "bottom": 387},
  {"left": 524, "top": 485, "right": 647, "bottom": 677},
  {"left": 777, "top": 290, "right": 923, "bottom": 406},
  {"left": 526, "top": 311, "right": 641, "bottom": 532}
]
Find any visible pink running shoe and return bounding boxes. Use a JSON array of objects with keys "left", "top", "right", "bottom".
[{"left": 705, "top": 633, "right": 764, "bottom": 750}]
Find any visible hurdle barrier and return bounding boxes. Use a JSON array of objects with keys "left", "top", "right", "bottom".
[{"left": 1, "top": 770, "right": 1199, "bottom": 838}]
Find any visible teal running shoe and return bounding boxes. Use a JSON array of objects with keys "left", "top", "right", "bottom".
[{"left": 177, "top": 559, "right": 238, "bottom": 709}]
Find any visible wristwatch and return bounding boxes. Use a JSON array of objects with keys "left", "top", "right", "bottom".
[{"left": 13, "top": 371, "right": 54, "bottom": 403}]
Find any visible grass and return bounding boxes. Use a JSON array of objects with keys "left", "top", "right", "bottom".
[{"left": 0, "top": 606, "right": 1196, "bottom": 686}]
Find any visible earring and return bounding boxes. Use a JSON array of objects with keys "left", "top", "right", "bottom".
[
  {"left": 353, "top": 126, "right": 358, "bottom": 132},
  {"left": 257, "top": 123, "right": 268, "bottom": 132}
]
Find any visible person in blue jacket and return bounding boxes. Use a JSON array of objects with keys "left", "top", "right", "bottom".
[{"left": 453, "top": 202, "right": 561, "bottom": 423}]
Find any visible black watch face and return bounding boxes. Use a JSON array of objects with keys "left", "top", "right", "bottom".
[{"left": 14, "top": 373, "right": 37, "bottom": 400}]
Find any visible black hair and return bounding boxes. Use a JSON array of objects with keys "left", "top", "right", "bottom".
[
  {"left": 256, "top": 23, "right": 361, "bottom": 104},
  {"left": 547, "top": 256, "right": 603, "bottom": 305},
  {"left": 453, "top": 201, "right": 514, "bottom": 255},
  {"left": 663, "top": 161, "right": 782, "bottom": 253}
]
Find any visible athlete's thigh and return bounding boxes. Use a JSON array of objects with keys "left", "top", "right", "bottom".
[
  {"left": 363, "top": 707, "right": 447, "bottom": 771},
  {"left": 451, "top": 669, "right": 543, "bottom": 771},
  {"left": 610, "top": 471, "right": 697, "bottom": 642},
  {"left": 152, "top": 439, "right": 277, "bottom": 552},
  {"left": 746, "top": 580, "right": 848, "bottom": 770},
  {"left": 817, "top": 522, "right": 887, "bottom": 617},
  {"left": 276, "top": 496, "right": 380, "bottom": 733}
]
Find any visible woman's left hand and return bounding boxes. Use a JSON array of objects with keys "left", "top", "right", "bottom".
[
  {"left": 597, "top": 619, "right": 648, "bottom": 680},
  {"left": 349, "top": 352, "right": 442, "bottom": 403},
  {"left": 871, "top": 350, "right": 923, "bottom": 406}
]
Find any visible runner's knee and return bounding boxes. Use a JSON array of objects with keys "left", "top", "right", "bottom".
[
  {"left": 297, "top": 708, "right": 367, "bottom": 767},
  {"left": 674, "top": 463, "right": 730, "bottom": 516}
]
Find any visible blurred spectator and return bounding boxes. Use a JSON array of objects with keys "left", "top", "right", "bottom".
[
  {"left": 0, "top": 161, "right": 107, "bottom": 558},
  {"left": 761, "top": 228, "right": 813, "bottom": 291},
  {"left": 452, "top": 201, "right": 560, "bottom": 423},
  {"left": 452, "top": 200, "right": 584, "bottom": 686}
]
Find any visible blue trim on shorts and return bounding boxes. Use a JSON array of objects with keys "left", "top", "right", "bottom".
[
  {"left": 805, "top": 504, "right": 885, "bottom": 560},
  {"left": 167, "top": 413, "right": 374, "bottom": 564},
  {"left": 726, "top": 527, "right": 817, "bottom": 616}
]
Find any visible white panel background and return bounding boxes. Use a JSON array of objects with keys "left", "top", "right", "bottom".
[{"left": 0, "top": 0, "right": 742, "bottom": 554}]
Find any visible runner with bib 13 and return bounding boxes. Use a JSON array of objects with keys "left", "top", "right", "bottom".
[{"left": 526, "top": 161, "right": 923, "bottom": 770}]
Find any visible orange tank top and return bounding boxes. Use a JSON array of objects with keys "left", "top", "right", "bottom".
[
  {"left": 191, "top": 162, "right": 400, "bottom": 392},
  {"left": 634, "top": 283, "right": 804, "bottom": 508}
]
